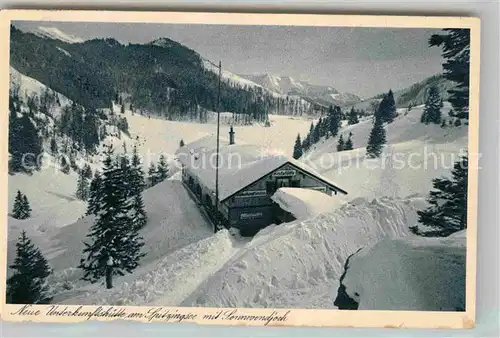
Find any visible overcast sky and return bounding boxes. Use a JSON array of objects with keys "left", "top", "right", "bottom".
[{"left": 14, "top": 21, "right": 444, "bottom": 98}]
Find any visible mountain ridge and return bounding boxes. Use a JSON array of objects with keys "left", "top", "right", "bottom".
[{"left": 242, "top": 73, "right": 362, "bottom": 107}]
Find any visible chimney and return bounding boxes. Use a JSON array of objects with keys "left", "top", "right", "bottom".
[{"left": 229, "top": 125, "right": 235, "bottom": 145}]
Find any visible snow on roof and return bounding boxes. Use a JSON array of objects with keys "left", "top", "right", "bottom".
[
  {"left": 272, "top": 188, "right": 346, "bottom": 219},
  {"left": 175, "top": 134, "right": 347, "bottom": 201}
]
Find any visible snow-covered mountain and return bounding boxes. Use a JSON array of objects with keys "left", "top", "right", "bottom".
[
  {"left": 243, "top": 73, "right": 361, "bottom": 107},
  {"left": 33, "top": 26, "right": 85, "bottom": 44},
  {"left": 8, "top": 25, "right": 467, "bottom": 312},
  {"left": 7, "top": 82, "right": 467, "bottom": 309},
  {"left": 348, "top": 74, "right": 456, "bottom": 113}
]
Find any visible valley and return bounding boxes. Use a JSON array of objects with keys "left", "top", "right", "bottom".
[{"left": 5, "top": 24, "right": 470, "bottom": 312}]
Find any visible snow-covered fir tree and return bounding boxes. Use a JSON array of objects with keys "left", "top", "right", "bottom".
[
  {"left": 147, "top": 162, "right": 158, "bottom": 187},
  {"left": 50, "top": 137, "right": 58, "bottom": 154},
  {"left": 129, "top": 145, "right": 147, "bottom": 229},
  {"left": 7, "top": 230, "right": 52, "bottom": 304},
  {"left": 82, "top": 164, "right": 93, "bottom": 179},
  {"left": 21, "top": 195, "right": 32, "bottom": 219},
  {"left": 430, "top": 29, "right": 470, "bottom": 119},
  {"left": 293, "top": 134, "right": 303, "bottom": 159},
  {"left": 376, "top": 90, "right": 397, "bottom": 124},
  {"left": 130, "top": 145, "right": 146, "bottom": 195},
  {"left": 366, "top": 116, "right": 386, "bottom": 158},
  {"left": 328, "top": 105, "right": 342, "bottom": 138},
  {"left": 344, "top": 132, "right": 354, "bottom": 151},
  {"left": 421, "top": 85, "right": 442, "bottom": 124},
  {"left": 60, "top": 156, "right": 70, "bottom": 174},
  {"left": 156, "top": 154, "right": 169, "bottom": 182},
  {"left": 79, "top": 147, "right": 146, "bottom": 289},
  {"left": 337, "top": 134, "right": 345, "bottom": 152},
  {"left": 86, "top": 171, "right": 103, "bottom": 216},
  {"left": 312, "top": 120, "right": 321, "bottom": 144},
  {"left": 410, "top": 153, "right": 468, "bottom": 237},
  {"left": 12, "top": 190, "right": 26, "bottom": 219},
  {"left": 76, "top": 170, "right": 90, "bottom": 201},
  {"left": 8, "top": 103, "right": 43, "bottom": 173},
  {"left": 130, "top": 193, "right": 147, "bottom": 230},
  {"left": 347, "top": 107, "right": 359, "bottom": 125}
]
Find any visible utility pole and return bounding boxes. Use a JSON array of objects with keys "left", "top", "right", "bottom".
[{"left": 214, "top": 60, "right": 221, "bottom": 233}]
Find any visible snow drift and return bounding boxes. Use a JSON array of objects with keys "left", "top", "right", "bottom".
[
  {"left": 182, "top": 196, "right": 427, "bottom": 309},
  {"left": 271, "top": 187, "right": 346, "bottom": 220},
  {"left": 339, "top": 230, "right": 466, "bottom": 311},
  {"left": 61, "top": 230, "right": 235, "bottom": 306},
  {"left": 8, "top": 179, "right": 213, "bottom": 302}
]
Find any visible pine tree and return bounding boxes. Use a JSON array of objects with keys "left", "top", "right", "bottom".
[
  {"left": 430, "top": 29, "right": 470, "bottom": 119},
  {"left": 82, "top": 164, "right": 93, "bottom": 179},
  {"left": 50, "top": 138, "right": 58, "bottom": 154},
  {"left": 129, "top": 145, "right": 147, "bottom": 229},
  {"left": 76, "top": 170, "right": 90, "bottom": 201},
  {"left": 421, "top": 85, "right": 442, "bottom": 124},
  {"left": 79, "top": 147, "right": 145, "bottom": 289},
  {"left": 328, "top": 106, "right": 342, "bottom": 137},
  {"left": 411, "top": 154, "right": 468, "bottom": 236},
  {"left": 12, "top": 190, "right": 25, "bottom": 219},
  {"left": 10, "top": 112, "right": 42, "bottom": 173},
  {"left": 385, "top": 90, "right": 397, "bottom": 123},
  {"left": 179, "top": 139, "right": 185, "bottom": 148},
  {"left": 366, "top": 117, "right": 386, "bottom": 158},
  {"left": 148, "top": 162, "right": 158, "bottom": 187},
  {"left": 344, "top": 132, "right": 354, "bottom": 150},
  {"left": 293, "top": 134, "right": 303, "bottom": 159},
  {"left": 6, "top": 231, "right": 52, "bottom": 304},
  {"left": 21, "top": 195, "right": 32, "bottom": 219},
  {"left": 156, "top": 155, "right": 169, "bottom": 182},
  {"left": 376, "top": 90, "right": 397, "bottom": 124},
  {"left": 337, "top": 134, "right": 345, "bottom": 152},
  {"left": 313, "top": 121, "right": 321, "bottom": 144},
  {"left": 454, "top": 119, "right": 462, "bottom": 127},
  {"left": 130, "top": 145, "right": 146, "bottom": 195},
  {"left": 130, "top": 194, "right": 147, "bottom": 230},
  {"left": 347, "top": 107, "right": 359, "bottom": 125},
  {"left": 86, "top": 171, "right": 103, "bottom": 216},
  {"left": 60, "top": 156, "right": 70, "bottom": 174}
]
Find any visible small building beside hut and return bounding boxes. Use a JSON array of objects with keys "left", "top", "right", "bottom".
[{"left": 175, "top": 127, "right": 347, "bottom": 236}]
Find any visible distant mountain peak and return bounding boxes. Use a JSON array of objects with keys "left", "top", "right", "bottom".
[
  {"left": 149, "top": 37, "right": 178, "bottom": 48},
  {"left": 34, "top": 26, "right": 84, "bottom": 44},
  {"left": 242, "top": 73, "right": 360, "bottom": 106}
]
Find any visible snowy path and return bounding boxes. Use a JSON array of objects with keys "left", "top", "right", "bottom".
[{"left": 181, "top": 197, "right": 427, "bottom": 309}]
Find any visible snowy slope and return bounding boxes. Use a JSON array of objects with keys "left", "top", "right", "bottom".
[
  {"left": 7, "top": 179, "right": 213, "bottom": 302},
  {"left": 123, "top": 110, "right": 314, "bottom": 160},
  {"left": 62, "top": 230, "right": 235, "bottom": 306},
  {"left": 34, "top": 26, "right": 84, "bottom": 44},
  {"left": 305, "top": 103, "right": 468, "bottom": 200},
  {"left": 182, "top": 197, "right": 427, "bottom": 309},
  {"left": 10, "top": 67, "right": 72, "bottom": 115},
  {"left": 341, "top": 230, "right": 466, "bottom": 311}
]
